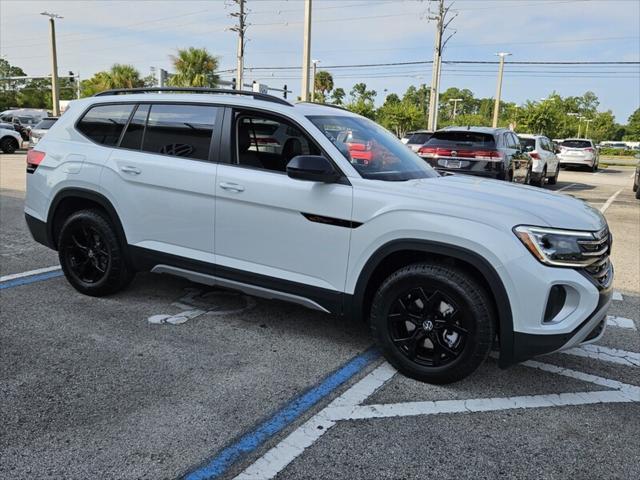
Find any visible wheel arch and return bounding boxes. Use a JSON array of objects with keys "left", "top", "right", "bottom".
[
  {"left": 350, "top": 239, "right": 515, "bottom": 368},
  {"left": 47, "top": 188, "right": 128, "bottom": 253}
]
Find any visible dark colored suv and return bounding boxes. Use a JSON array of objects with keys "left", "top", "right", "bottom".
[{"left": 418, "top": 127, "right": 532, "bottom": 182}]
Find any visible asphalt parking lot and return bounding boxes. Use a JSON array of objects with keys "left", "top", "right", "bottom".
[{"left": 1, "top": 151, "right": 638, "bottom": 480}]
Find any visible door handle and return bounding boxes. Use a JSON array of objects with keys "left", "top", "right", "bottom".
[
  {"left": 120, "top": 165, "right": 141, "bottom": 175},
  {"left": 219, "top": 182, "right": 245, "bottom": 193}
]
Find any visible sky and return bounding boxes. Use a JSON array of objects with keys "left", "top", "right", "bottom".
[{"left": 1, "top": 0, "right": 639, "bottom": 122}]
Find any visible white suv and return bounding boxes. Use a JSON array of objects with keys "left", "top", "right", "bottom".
[
  {"left": 25, "top": 88, "right": 614, "bottom": 384},
  {"left": 518, "top": 134, "right": 560, "bottom": 187}
]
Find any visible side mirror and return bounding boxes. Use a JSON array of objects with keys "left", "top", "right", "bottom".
[
  {"left": 286, "top": 155, "right": 340, "bottom": 183},
  {"left": 525, "top": 145, "right": 534, "bottom": 152}
]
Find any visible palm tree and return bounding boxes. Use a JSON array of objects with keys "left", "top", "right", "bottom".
[
  {"left": 169, "top": 47, "right": 219, "bottom": 87},
  {"left": 314, "top": 71, "right": 333, "bottom": 103},
  {"left": 103, "top": 64, "right": 144, "bottom": 89}
]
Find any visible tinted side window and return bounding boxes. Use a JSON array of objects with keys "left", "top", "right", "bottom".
[
  {"left": 120, "top": 104, "right": 149, "bottom": 150},
  {"left": 77, "top": 104, "right": 134, "bottom": 146},
  {"left": 142, "top": 104, "right": 217, "bottom": 160}
]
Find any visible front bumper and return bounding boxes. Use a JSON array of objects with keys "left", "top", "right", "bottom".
[{"left": 508, "top": 282, "right": 612, "bottom": 365}]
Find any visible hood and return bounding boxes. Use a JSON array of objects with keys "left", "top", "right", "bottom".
[{"left": 381, "top": 174, "right": 606, "bottom": 231}]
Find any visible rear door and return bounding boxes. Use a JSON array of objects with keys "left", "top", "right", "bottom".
[{"left": 100, "top": 102, "right": 221, "bottom": 264}]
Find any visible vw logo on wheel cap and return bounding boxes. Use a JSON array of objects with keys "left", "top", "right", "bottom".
[{"left": 422, "top": 320, "right": 434, "bottom": 331}]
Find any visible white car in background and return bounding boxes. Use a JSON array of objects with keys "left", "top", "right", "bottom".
[
  {"left": 405, "top": 130, "right": 433, "bottom": 152},
  {"left": 558, "top": 138, "right": 599, "bottom": 172},
  {"left": 0, "top": 126, "right": 22, "bottom": 153},
  {"left": 518, "top": 134, "right": 560, "bottom": 187}
]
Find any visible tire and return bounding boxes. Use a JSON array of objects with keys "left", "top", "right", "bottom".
[
  {"left": 636, "top": 182, "right": 640, "bottom": 200},
  {"left": 591, "top": 161, "right": 598, "bottom": 172},
  {"left": 58, "top": 209, "right": 134, "bottom": 296},
  {"left": 532, "top": 167, "right": 545, "bottom": 187},
  {"left": 548, "top": 166, "right": 559, "bottom": 185},
  {"left": 0, "top": 137, "right": 19, "bottom": 154},
  {"left": 369, "top": 263, "right": 495, "bottom": 384}
]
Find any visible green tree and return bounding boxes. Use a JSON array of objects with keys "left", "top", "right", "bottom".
[
  {"left": 81, "top": 64, "right": 145, "bottom": 96},
  {"left": 587, "top": 111, "right": 617, "bottom": 143},
  {"left": 169, "top": 47, "right": 219, "bottom": 87},
  {"left": 313, "top": 70, "right": 333, "bottom": 103},
  {"left": 330, "top": 87, "right": 346, "bottom": 105},
  {"left": 346, "top": 83, "right": 377, "bottom": 119},
  {"left": 377, "top": 101, "right": 423, "bottom": 137},
  {"left": 0, "top": 58, "right": 27, "bottom": 111},
  {"left": 625, "top": 108, "right": 640, "bottom": 141}
]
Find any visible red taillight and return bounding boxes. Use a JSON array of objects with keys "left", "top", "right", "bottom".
[
  {"left": 26, "top": 149, "right": 45, "bottom": 173},
  {"left": 470, "top": 150, "right": 503, "bottom": 160},
  {"left": 529, "top": 152, "right": 540, "bottom": 159},
  {"left": 418, "top": 146, "right": 437, "bottom": 157},
  {"left": 585, "top": 147, "right": 594, "bottom": 152}
]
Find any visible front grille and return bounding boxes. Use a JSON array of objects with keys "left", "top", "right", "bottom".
[{"left": 578, "top": 226, "right": 613, "bottom": 289}]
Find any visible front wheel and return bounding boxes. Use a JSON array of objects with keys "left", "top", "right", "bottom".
[
  {"left": 370, "top": 263, "right": 495, "bottom": 384},
  {"left": 58, "top": 209, "right": 134, "bottom": 296}
]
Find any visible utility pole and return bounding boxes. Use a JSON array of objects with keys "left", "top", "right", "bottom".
[
  {"left": 427, "top": 0, "right": 457, "bottom": 131},
  {"left": 449, "top": 98, "right": 462, "bottom": 120},
  {"left": 41, "top": 11, "right": 62, "bottom": 116},
  {"left": 492, "top": 52, "right": 511, "bottom": 128},
  {"left": 76, "top": 72, "right": 80, "bottom": 99},
  {"left": 230, "top": 0, "right": 247, "bottom": 90},
  {"left": 311, "top": 59, "right": 319, "bottom": 102},
  {"left": 301, "top": 0, "right": 312, "bottom": 101}
]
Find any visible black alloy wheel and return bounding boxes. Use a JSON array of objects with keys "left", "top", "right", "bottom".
[
  {"left": 388, "top": 287, "right": 469, "bottom": 368},
  {"left": 64, "top": 223, "right": 110, "bottom": 285},
  {"left": 370, "top": 263, "right": 495, "bottom": 384},
  {"left": 58, "top": 210, "right": 134, "bottom": 296}
]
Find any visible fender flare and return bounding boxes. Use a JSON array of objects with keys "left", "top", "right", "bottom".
[
  {"left": 351, "top": 239, "right": 515, "bottom": 368},
  {"left": 47, "top": 188, "right": 128, "bottom": 251}
]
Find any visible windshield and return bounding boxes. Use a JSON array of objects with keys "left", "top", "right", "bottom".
[
  {"left": 35, "top": 118, "right": 57, "bottom": 129},
  {"left": 520, "top": 138, "right": 536, "bottom": 150},
  {"left": 561, "top": 140, "right": 592, "bottom": 148},
  {"left": 407, "top": 132, "right": 432, "bottom": 145},
  {"left": 426, "top": 131, "right": 496, "bottom": 148},
  {"left": 307, "top": 115, "right": 439, "bottom": 181}
]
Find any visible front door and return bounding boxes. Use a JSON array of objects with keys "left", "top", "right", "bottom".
[{"left": 214, "top": 109, "right": 353, "bottom": 312}]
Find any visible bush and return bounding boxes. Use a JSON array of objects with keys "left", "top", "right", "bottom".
[{"left": 599, "top": 148, "right": 637, "bottom": 156}]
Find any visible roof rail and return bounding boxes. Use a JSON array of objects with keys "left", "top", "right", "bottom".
[
  {"left": 93, "top": 87, "right": 292, "bottom": 106},
  {"left": 296, "top": 101, "right": 349, "bottom": 111}
]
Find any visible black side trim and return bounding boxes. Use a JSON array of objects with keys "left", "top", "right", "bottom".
[
  {"left": 511, "top": 286, "right": 612, "bottom": 363},
  {"left": 301, "top": 213, "right": 362, "bottom": 229},
  {"left": 128, "top": 245, "right": 345, "bottom": 315},
  {"left": 46, "top": 188, "right": 128, "bottom": 252},
  {"left": 350, "top": 239, "right": 515, "bottom": 368},
  {"left": 25, "top": 213, "right": 51, "bottom": 248}
]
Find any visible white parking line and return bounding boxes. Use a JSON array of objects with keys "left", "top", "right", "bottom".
[
  {"left": 563, "top": 344, "right": 640, "bottom": 367},
  {"left": 0, "top": 265, "right": 61, "bottom": 282},
  {"left": 557, "top": 183, "right": 577, "bottom": 192},
  {"left": 234, "top": 359, "right": 639, "bottom": 479},
  {"left": 599, "top": 189, "right": 623, "bottom": 213},
  {"left": 606, "top": 316, "right": 637, "bottom": 330},
  {"left": 234, "top": 363, "right": 396, "bottom": 480},
  {"left": 612, "top": 291, "right": 623, "bottom": 301}
]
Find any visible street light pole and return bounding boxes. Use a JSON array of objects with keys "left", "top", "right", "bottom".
[
  {"left": 492, "top": 52, "right": 511, "bottom": 128},
  {"left": 584, "top": 119, "right": 593, "bottom": 139},
  {"left": 300, "top": 0, "right": 312, "bottom": 101},
  {"left": 41, "top": 11, "right": 62, "bottom": 116},
  {"left": 449, "top": 98, "right": 462, "bottom": 120},
  {"left": 311, "top": 60, "right": 319, "bottom": 102}
]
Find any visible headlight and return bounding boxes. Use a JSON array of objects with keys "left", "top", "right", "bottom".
[{"left": 513, "top": 226, "right": 597, "bottom": 267}]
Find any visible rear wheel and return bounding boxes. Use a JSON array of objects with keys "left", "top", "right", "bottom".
[
  {"left": 0, "top": 137, "right": 19, "bottom": 153},
  {"left": 548, "top": 166, "right": 559, "bottom": 185},
  {"left": 370, "top": 263, "right": 495, "bottom": 384},
  {"left": 591, "top": 160, "right": 599, "bottom": 172},
  {"left": 532, "top": 167, "right": 545, "bottom": 187},
  {"left": 58, "top": 209, "right": 134, "bottom": 296}
]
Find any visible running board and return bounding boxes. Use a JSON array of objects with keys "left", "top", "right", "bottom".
[{"left": 150, "top": 264, "right": 331, "bottom": 314}]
